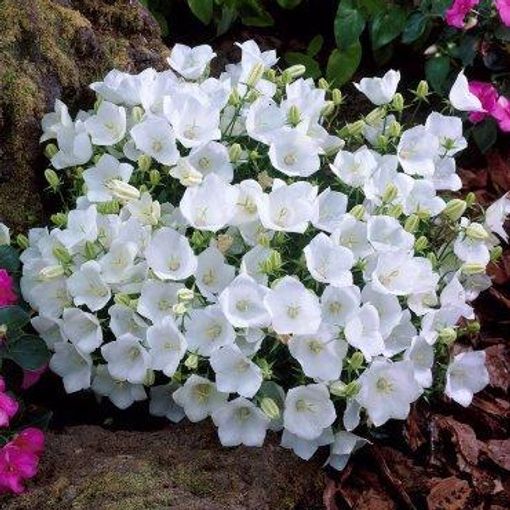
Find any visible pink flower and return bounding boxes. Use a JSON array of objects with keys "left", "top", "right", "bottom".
[
  {"left": 445, "top": 0, "right": 480, "bottom": 28},
  {"left": 0, "top": 269, "right": 17, "bottom": 308},
  {"left": 496, "top": 0, "right": 510, "bottom": 26},
  {"left": 467, "top": 81, "right": 499, "bottom": 122},
  {"left": 0, "top": 377, "right": 18, "bottom": 428},
  {"left": 492, "top": 96, "right": 510, "bottom": 132},
  {"left": 21, "top": 365, "right": 48, "bottom": 391},
  {"left": 0, "top": 445, "right": 39, "bottom": 494},
  {"left": 11, "top": 428, "right": 45, "bottom": 456}
]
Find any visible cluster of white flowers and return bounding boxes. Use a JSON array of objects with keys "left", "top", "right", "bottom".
[{"left": 20, "top": 41, "right": 509, "bottom": 467}]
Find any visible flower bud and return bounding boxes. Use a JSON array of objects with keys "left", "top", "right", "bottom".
[
  {"left": 330, "top": 380, "right": 360, "bottom": 398},
  {"left": 246, "top": 63, "right": 265, "bottom": 87},
  {"left": 350, "top": 205, "right": 365, "bottom": 220},
  {"left": 229, "top": 143, "right": 242, "bottom": 163},
  {"left": 44, "top": 169, "right": 60, "bottom": 190},
  {"left": 318, "top": 78, "right": 329, "bottom": 90},
  {"left": 39, "top": 265, "right": 64, "bottom": 281},
  {"left": 490, "top": 245, "right": 503, "bottom": 261},
  {"left": 321, "top": 101, "right": 335, "bottom": 117},
  {"left": 53, "top": 246, "right": 72, "bottom": 265},
  {"left": 173, "top": 302, "right": 188, "bottom": 316},
  {"left": 149, "top": 169, "right": 161, "bottom": 186},
  {"left": 416, "top": 80, "right": 429, "bottom": 100},
  {"left": 228, "top": 88, "right": 241, "bottom": 106},
  {"left": 427, "top": 252, "right": 437, "bottom": 267},
  {"left": 287, "top": 64, "right": 306, "bottom": 79},
  {"left": 51, "top": 212, "right": 67, "bottom": 227},
  {"left": 465, "top": 223, "right": 489, "bottom": 240},
  {"left": 97, "top": 200, "right": 120, "bottom": 215},
  {"left": 467, "top": 320, "right": 480, "bottom": 334},
  {"left": 443, "top": 199, "right": 467, "bottom": 221},
  {"left": 44, "top": 144, "right": 58, "bottom": 159},
  {"left": 347, "top": 120, "right": 365, "bottom": 137},
  {"left": 261, "top": 250, "right": 282, "bottom": 274},
  {"left": 287, "top": 105, "right": 301, "bottom": 126},
  {"left": 184, "top": 353, "right": 199, "bottom": 370},
  {"left": 349, "top": 351, "right": 365, "bottom": 370},
  {"left": 387, "top": 204, "right": 403, "bottom": 218},
  {"left": 144, "top": 369, "right": 155, "bottom": 386},
  {"left": 381, "top": 184, "right": 398, "bottom": 204},
  {"left": 332, "top": 88, "right": 342, "bottom": 105},
  {"left": 414, "top": 235, "right": 429, "bottom": 252},
  {"left": 404, "top": 214, "right": 420, "bottom": 233},
  {"left": 114, "top": 293, "right": 132, "bottom": 307},
  {"left": 260, "top": 397, "right": 280, "bottom": 420},
  {"left": 249, "top": 150, "right": 260, "bottom": 161},
  {"left": 265, "top": 69, "right": 277, "bottom": 82},
  {"left": 462, "top": 262, "right": 486, "bottom": 275},
  {"left": 84, "top": 241, "right": 97, "bottom": 260},
  {"left": 438, "top": 327, "right": 457, "bottom": 345},
  {"left": 131, "top": 106, "right": 144, "bottom": 123},
  {"left": 105, "top": 179, "right": 140, "bottom": 202},
  {"left": 365, "top": 107, "right": 385, "bottom": 126},
  {"left": 137, "top": 154, "right": 152, "bottom": 172},
  {"left": 257, "top": 171, "right": 273, "bottom": 190},
  {"left": 16, "top": 234, "right": 29, "bottom": 250},
  {"left": 465, "top": 192, "right": 476, "bottom": 207},
  {"left": 392, "top": 93, "right": 404, "bottom": 112},
  {"left": 388, "top": 120, "right": 402, "bottom": 138},
  {"left": 257, "top": 358, "right": 273, "bottom": 379},
  {"left": 177, "top": 288, "right": 194, "bottom": 302}
]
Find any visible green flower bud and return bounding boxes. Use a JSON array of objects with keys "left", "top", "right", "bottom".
[
  {"left": 149, "top": 169, "right": 161, "bottom": 186},
  {"left": 438, "top": 327, "right": 457, "bottom": 345},
  {"left": 173, "top": 302, "right": 188, "bottom": 316},
  {"left": 416, "top": 80, "right": 429, "bottom": 100},
  {"left": 287, "top": 105, "right": 301, "bottom": 126},
  {"left": 131, "top": 106, "right": 144, "bottom": 123},
  {"left": 114, "top": 293, "right": 132, "bottom": 307},
  {"left": 427, "top": 252, "right": 437, "bottom": 267},
  {"left": 229, "top": 143, "right": 243, "bottom": 163},
  {"left": 51, "top": 212, "right": 67, "bottom": 227},
  {"left": 44, "top": 144, "right": 58, "bottom": 159},
  {"left": 347, "top": 120, "right": 365, "bottom": 137},
  {"left": 246, "top": 63, "right": 265, "bottom": 87},
  {"left": 443, "top": 199, "right": 467, "bottom": 222},
  {"left": 257, "top": 358, "right": 273, "bottom": 379},
  {"left": 330, "top": 380, "right": 360, "bottom": 398},
  {"left": 387, "top": 204, "right": 403, "bottom": 218},
  {"left": 16, "top": 234, "right": 29, "bottom": 250},
  {"left": 388, "top": 120, "right": 402, "bottom": 138},
  {"left": 392, "top": 93, "right": 404, "bottom": 112},
  {"left": 321, "top": 101, "right": 335, "bottom": 117},
  {"left": 44, "top": 168, "right": 60, "bottom": 190},
  {"left": 285, "top": 64, "right": 306, "bottom": 79},
  {"left": 318, "top": 78, "right": 329, "bottom": 90},
  {"left": 332, "top": 88, "right": 342, "bottom": 105},
  {"left": 260, "top": 397, "right": 280, "bottom": 420},
  {"left": 84, "top": 241, "right": 97, "bottom": 260},
  {"left": 414, "top": 235, "right": 429, "bottom": 252},
  {"left": 404, "top": 214, "right": 420, "bottom": 233},
  {"left": 97, "top": 200, "right": 120, "bottom": 215},
  {"left": 365, "top": 107, "right": 385, "bottom": 126},
  {"left": 265, "top": 69, "right": 277, "bottom": 82},
  {"left": 53, "top": 246, "right": 72, "bottom": 265},
  {"left": 144, "top": 370, "right": 155, "bottom": 386},
  {"left": 137, "top": 154, "right": 152, "bottom": 172},
  {"left": 350, "top": 205, "right": 365, "bottom": 220},
  {"left": 39, "top": 265, "right": 64, "bottom": 281},
  {"left": 228, "top": 88, "right": 241, "bottom": 106},
  {"left": 177, "top": 288, "right": 194, "bottom": 302},
  {"left": 465, "top": 192, "right": 476, "bottom": 207},
  {"left": 465, "top": 223, "right": 489, "bottom": 241},
  {"left": 466, "top": 320, "right": 480, "bottom": 334},
  {"left": 490, "top": 245, "right": 503, "bottom": 261},
  {"left": 461, "top": 262, "right": 486, "bottom": 275},
  {"left": 381, "top": 183, "right": 398, "bottom": 204},
  {"left": 249, "top": 150, "right": 260, "bottom": 161},
  {"left": 349, "top": 351, "right": 365, "bottom": 370},
  {"left": 184, "top": 353, "right": 199, "bottom": 370}
]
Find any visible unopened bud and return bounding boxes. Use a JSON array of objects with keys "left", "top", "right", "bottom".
[
  {"left": 177, "top": 288, "right": 194, "bottom": 302},
  {"left": 416, "top": 80, "right": 429, "bottom": 100},
  {"left": 427, "top": 252, "right": 437, "bottom": 267},
  {"left": 265, "top": 69, "right": 277, "bottom": 82},
  {"left": 249, "top": 150, "right": 260, "bottom": 161},
  {"left": 332, "top": 88, "right": 342, "bottom": 105},
  {"left": 387, "top": 204, "right": 403, "bottom": 218},
  {"left": 105, "top": 179, "right": 140, "bottom": 202},
  {"left": 184, "top": 353, "right": 199, "bottom": 370},
  {"left": 350, "top": 205, "right": 365, "bottom": 220},
  {"left": 246, "top": 63, "right": 265, "bottom": 87},
  {"left": 414, "top": 235, "right": 429, "bottom": 251},
  {"left": 330, "top": 380, "right": 360, "bottom": 398},
  {"left": 388, "top": 120, "right": 402, "bottom": 138},
  {"left": 365, "top": 107, "right": 385, "bottom": 126},
  {"left": 97, "top": 200, "right": 120, "bottom": 215},
  {"left": 260, "top": 397, "right": 280, "bottom": 420},
  {"left": 137, "top": 154, "right": 152, "bottom": 172},
  {"left": 438, "top": 327, "right": 457, "bottom": 345},
  {"left": 84, "top": 241, "right": 97, "bottom": 260},
  {"left": 467, "top": 320, "right": 480, "bottom": 334},
  {"left": 131, "top": 106, "right": 144, "bottom": 123},
  {"left": 392, "top": 93, "right": 404, "bottom": 112},
  {"left": 318, "top": 78, "right": 329, "bottom": 90},
  {"left": 44, "top": 169, "right": 60, "bottom": 190},
  {"left": 229, "top": 143, "right": 242, "bottom": 163},
  {"left": 114, "top": 293, "right": 132, "bottom": 307},
  {"left": 149, "top": 169, "right": 160, "bottom": 186},
  {"left": 404, "top": 214, "right": 420, "bottom": 233},
  {"left": 51, "top": 212, "right": 67, "bottom": 227},
  {"left": 443, "top": 199, "right": 467, "bottom": 221},
  {"left": 228, "top": 88, "right": 241, "bottom": 106},
  {"left": 462, "top": 262, "right": 486, "bottom": 275},
  {"left": 172, "top": 302, "right": 188, "bottom": 316},
  {"left": 465, "top": 192, "right": 476, "bottom": 207},
  {"left": 286, "top": 64, "right": 306, "bottom": 79},
  {"left": 39, "top": 265, "right": 64, "bottom": 281},
  {"left": 321, "top": 101, "right": 335, "bottom": 117},
  {"left": 144, "top": 369, "right": 155, "bottom": 386},
  {"left": 44, "top": 144, "right": 58, "bottom": 159},
  {"left": 465, "top": 223, "right": 489, "bottom": 240},
  {"left": 347, "top": 120, "right": 365, "bottom": 137},
  {"left": 288, "top": 105, "right": 301, "bottom": 126},
  {"left": 53, "top": 246, "right": 72, "bottom": 265},
  {"left": 382, "top": 183, "right": 398, "bottom": 204},
  {"left": 16, "top": 234, "right": 29, "bottom": 250},
  {"left": 490, "top": 245, "right": 503, "bottom": 261},
  {"left": 349, "top": 351, "right": 365, "bottom": 370}
]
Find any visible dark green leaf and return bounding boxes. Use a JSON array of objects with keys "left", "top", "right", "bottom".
[
  {"left": 238, "top": 0, "right": 274, "bottom": 27},
  {"left": 152, "top": 11, "right": 169, "bottom": 37},
  {"left": 425, "top": 55, "right": 450, "bottom": 93},
  {"left": 0, "top": 306, "right": 29, "bottom": 331},
  {"left": 217, "top": 5, "right": 238, "bottom": 35},
  {"left": 335, "top": 2, "right": 365, "bottom": 50},
  {"left": 187, "top": 0, "right": 213, "bottom": 25},
  {"left": 453, "top": 35, "right": 478, "bottom": 67},
  {"left": 284, "top": 52, "right": 322, "bottom": 79},
  {"left": 371, "top": 6, "right": 407, "bottom": 50},
  {"left": 357, "top": 0, "right": 386, "bottom": 17},
  {"left": 430, "top": 0, "right": 451, "bottom": 16},
  {"left": 326, "top": 43, "right": 362, "bottom": 87},
  {"left": 494, "top": 25, "right": 510, "bottom": 42},
  {"left": 277, "top": 0, "right": 303, "bottom": 8},
  {"left": 4, "top": 335, "right": 50, "bottom": 371},
  {"left": 402, "top": 12, "right": 428, "bottom": 44},
  {"left": 307, "top": 35, "right": 324, "bottom": 57},
  {"left": 0, "top": 245, "right": 20, "bottom": 273},
  {"left": 472, "top": 119, "right": 498, "bottom": 154}
]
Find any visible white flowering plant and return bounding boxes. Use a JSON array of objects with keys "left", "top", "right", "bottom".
[{"left": 19, "top": 40, "right": 509, "bottom": 468}]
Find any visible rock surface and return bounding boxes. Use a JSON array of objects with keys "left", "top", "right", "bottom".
[
  {"left": 0, "top": 0, "right": 170, "bottom": 232},
  {"left": 1, "top": 423, "right": 324, "bottom": 510}
]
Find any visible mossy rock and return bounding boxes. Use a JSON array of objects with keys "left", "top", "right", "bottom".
[
  {"left": 0, "top": 424, "right": 324, "bottom": 510},
  {"left": 0, "top": 0, "right": 170, "bottom": 233}
]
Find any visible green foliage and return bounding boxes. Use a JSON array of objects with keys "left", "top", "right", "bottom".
[
  {"left": 0, "top": 245, "right": 20, "bottom": 273},
  {"left": 327, "top": 43, "right": 362, "bottom": 86},
  {"left": 472, "top": 119, "right": 499, "bottom": 154},
  {"left": 2, "top": 335, "right": 50, "bottom": 371}
]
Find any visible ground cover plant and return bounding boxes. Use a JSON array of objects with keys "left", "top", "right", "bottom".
[{"left": 16, "top": 39, "right": 510, "bottom": 471}]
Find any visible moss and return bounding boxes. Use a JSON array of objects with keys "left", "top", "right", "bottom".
[{"left": 170, "top": 465, "right": 216, "bottom": 498}]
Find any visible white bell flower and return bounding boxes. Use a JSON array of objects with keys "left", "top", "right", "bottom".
[
  {"left": 145, "top": 227, "right": 197, "bottom": 281},
  {"left": 240, "top": 245, "right": 273, "bottom": 285},
  {"left": 289, "top": 324, "right": 348, "bottom": 381},
  {"left": 84, "top": 100, "right": 126, "bottom": 145},
  {"left": 367, "top": 216, "right": 414, "bottom": 253},
  {"left": 344, "top": 304, "right": 384, "bottom": 360},
  {"left": 40, "top": 98, "right": 72, "bottom": 141},
  {"left": 49, "top": 341, "right": 92, "bottom": 393},
  {"left": 246, "top": 97, "right": 285, "bottom": 143},
  {"left": 235, "top": 328, "right": 264, "bottom": 356},
  {"left": 268, "top": 128, "right": 321, "bottom": 178},
  {"left": 82, "top": 154, "right": 133, "bottom": 203},
  {"left": 61, "top": 308, "right": 103, "bottom": 354},
  {"left": 440, "top": 273, "right": 474, "bottom": 320},
  {"left": 137, "top": 279, "right": 183, "bottom": 324},
  {"left": 485, "top": 192, "right": 510, "bottom": 242},
  {"left": 130, "top": 116, "right": 179, "bottom": 165},
  {"left": 109, "top": 304, "right": 148, "bottom": 340},
  {"left": 67, "top": 260, "right": 111, "bottom": 312},
  {"left": 330, "top": 215, "right": 372, "bottom": 260},
  {"left": 210, "top": 345, "right": 263, "bottom": 398},
  {"left": 320, "top": 285, "right": 360, "bottom": 327},
  {"left": 195, "top": 246, "right": 235, "bottom": 300},
  {"left": 420, "top": 306, "right": 463, "bottom": 345},
  {"left": 383, "top": 310, "right": 417, "bottom": 356},
  {"left": 445, "top": 350, "right": 489, "bottom": 407},
  {"left": 238, "top": 220, "right": 275, "bottom": 247},
  {"left": 425, "top": 112, "right": 467, "bottom": 156},
  {"left": 54, "top": 205, "right": 98, "bottom": 252},
  {"left": 218, "top": 273, "right": 270, "bottom": 328},
  {"left": 449, "top": 70, "right": 483, "bottom": 112},
  {"left": 126, "top": 193, "right": 161, "bottom": 227},
  {"left": 361, "top": 283, "right": 402, "bottom": 339},
  {"left": 212, "top": 397, "right": 270, "bottom": 447},
  {"left": 281, "top": 428, "right": 334, "bottom": 461},
  {"left": 356, "top": 359, "right": 422, "bottom": 426},
  {"left": 404, "top": 336, "right": 434, "bottom": 388},
  {"left": 326, "top": 431, "right": 368, "bottom": 470},
  {"left": 404, "top": 179, "right": 446, "bottom": 217},
  {"left": 304, "top": 233, "right": 354, "bottom": 287},
  {"left": 264, "top": 276, "right": 322, "bottom": 335},
  {"left": 432, "top": 157, "right": 462, "bottom": 192},
  {"left": 0, "top": 223, "right": 10, "bottom": 246},
  {"left": 397, "top": 125, "right": 440, "bottom": 177},
  {"left": 92, "top": 364, "right": 146, "bottom": 410},
  {"left": 257, "top": 180, "right": 317, "bottom": 233},
  {"left": 454, "top": 222, "right": 490, "bottom": 265},
  {"left": 147, "top": 316, "right": 187, "bottom": 377},
  {"left": 187, "top": 141, "right": 233, "bottom": 182},
  {"left": 167, "top": 43, "right": 216, "bottom": 80},
  {"left": 354, "top": 69, "right": 400, "bottom": 105},
  {"left": 282, "top": 78, "right": 327, "bottom": 124},
  {"left": 99, "top": 240, "right": 138, "bottom": 284},
  {"left": 31, "top": 314, "right": 65, "bottom": 351},
  {"left": 185, "top": 305, "right": 235, "bottom": 356},
  {"left": 311, "top": 188, "right": 348, "bottom": 233},
  {"left": 149, "top": 383, "right": 185, "bottom": 423},
  {"left": 330, "top": 146, "right": 378, "bottom": 188},
  {"left": 363, "top": 113, "right": 396, "bottom": 145},
  {"left": 180, "top": 174, "right": 239, "bottom": 231},
  {"left": 173, "top": 375, "right": 228, "bottom": 422},
  {"left": 51, "top": 119, "right": 93, "bottom": 169},
  {"left": 231, "top": 180, "right": 263, "bottom": 225},
  {"left": 101, "top": 333, "right": 151, "bottom": 384},
  {"left": 283, "top": 383, "right": 336, "bottom": 440}
]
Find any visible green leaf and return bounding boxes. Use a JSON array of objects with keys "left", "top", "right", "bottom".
[
  {"left": 284, "top": 52, "right": 321, "bottom": 79},
  {"left": 473, "top": 119, "right": 498, "bottom": 154},
  {"left": 152, "top": 11, "right": 169, "bottom": 37},
  {"left": 238, "top": 0, "right": 274, "bottom": 27},
  {"left": 371, "top": 6, "right": 407, "bottom": 50},
  {"left": 307, "top": 35, "right": 324, "bottom": 57},
  {"left": 4, "top": 335, "right": 50, "bottom": 371},
  {"left": 187, "top": 0, "right": 213, "bottom": 25},
  {"left": 357, "top": 0, "right": 386, "bottom": 17},
  {"left": 326, "top": 42, "right": 362, "bottom": 87},
  {"left": 425, "top": 55, "right": 450, "bottom": 93},
  {"left": 0, "top": 306, "right": 29, "bottom": 331},
  {"left": 277, "top": 0, "right": 303, "bottom": 8},
  {"left": 335, "top": 2, "right": 365, "bottom": 50},
  {"left": 494, "top": 25, "right": 510, "bottom": 42},
  {"left": 402, "top": 12, "right": 428, "bottom": 44},
  {"left": 217, "top": 5, "right": 238, "bottom": 35},
  {"left": 0, "top": 245, "right": 20, "bottom": 273}
]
